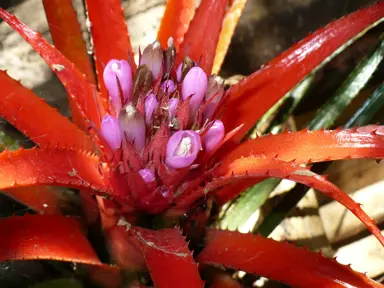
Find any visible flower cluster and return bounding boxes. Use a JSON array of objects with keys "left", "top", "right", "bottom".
[{"left": 100, "top": 40, "right": 225, "bottom": 212}]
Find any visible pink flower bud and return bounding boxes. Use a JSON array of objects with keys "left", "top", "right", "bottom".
[
  {"left": 140, "top": 40, "right": 163, "bottom": 79},
  {"left": 101, "top": 114, "right": 122, "bottom": 150},
  {"left": 138, "top": 168, "right": 156, "bottom": 183},
  {"left": 118, "top": 104, "right": 146, "bottom": 150},
  {"left": 145, "top": 93, "right": 158, "bottom": 125},
  {"left": 161, "top": 80, "right": 176, "bottom": 94},
  {"left": 203, "top": 75, "right": 225, "bottom": 120},
  {"left": 168, "top": 98, "right": 179, "bottom": 119},
  {"left": 103, "top": 59, "right": 133, "bottom": 115},
  {"left": 181, "top": 67, "right": 208, "bottom": 117},
  {"left": 165, "top": 130, "right": 202, "bottom": 169},
  {"left": 203, "top": 120, "right": 225, "bottom": 152}
]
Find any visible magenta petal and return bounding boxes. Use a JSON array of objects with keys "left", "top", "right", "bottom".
[
  {"left": 140, "top": 40, "right": 163, "bottom": 79},
  {"left": 118, "top": 104, "right": 146, "bottom": 150},
  {"left": 165, "top": 130, "right": 202, "bottom": 169},
  {"left": 103, "top": 59, "right": 133, "bottom": 115},
  {"left": 203, "top": 76, "right": 225, "bottom": 120},
  {"left": 161, "top": 80, "right": 176, "bottom": 94},
  {"left": 181, "top": 67, "right": 208, "bottom": 116},
  {"left": 176, "top": 63, "right": 182, "bottom": 83},
  {"left": 138, "top": 168, "right": 156, "bottom": 183},
  {"left": 203, "top": 120, "right": 225, "bottom": 152},
  {"left": 168, "top": 98, "right": 179, "bottom": 119},
  {"left": 145, "top": 93, "right": 158, "bottom": 125},
  {"left": 101, "top": 114, "right": 122, "bottom": 150}
]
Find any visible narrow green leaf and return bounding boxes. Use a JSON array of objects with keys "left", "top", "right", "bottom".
[
  {"left": 218, "top": 76, "right": 314, "bottom": 230},
  {"left": 250, "top": 75, "right": 314, "bottom": 138},
  {"left": 346, "top": 82, "right": 384, "bottom": 127},
  {"left": 254, "top": 36, "right": 384, "bottom": 237},
  {"left": 308, "top": 35, "right": 384, "bottom": 130},
  {"left": 219, "top": 178, "right": 280, "bottom": 231}
]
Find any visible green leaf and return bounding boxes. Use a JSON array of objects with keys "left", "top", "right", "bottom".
[
  {"left": 346, "top": 82, "right": 384, "bottom": 127},
  {"left": 219, "top": 178, "right": 280, "bottom": 231},
  {"left": 254, "top": 35, "right": 384, "bottom": 237},
  {"left": 308, "top": 34, "right": 384, "bottom": 130}
]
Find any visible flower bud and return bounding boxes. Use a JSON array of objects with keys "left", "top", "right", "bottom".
[
  {"left": 181, "top": 67, "right": 208, "bottom": 116},
  {"left": 203, "top": 75, "right": 225, "bottom": 119},
  {"left": 101, "top": 114, "right": 122, "bottom": 150},
  {"left": 144, "top": 93, "right": 158, "bottom": 125},
  {"left": 103, "top": 59, "right": 132, "bottom": 115},
  {"left": 165, "top": 130, "right": 202, "bottom": 169},
  {"left": 203, "top": 120, "right": 225, "bottom": 152},
  {"left": 164, "top": 37, "right": 176, "bottom": 78},
  {"left": 140, "top": 40, "right": 163, "bottom": 79},
  {"left": 168, "top": 98, "right": 179, "bottom": 119},
  {"left": 161, "top": 80, "right": 176, "bottom": 94},
  {"left": 138, "top": 168, "right": 156, "bottom": 183},
  {"left": 132, "top": 65, "right": 153, "bottom": 104},
  {"left": 118, "top": 103, "right": 146, "bottom": 150}
]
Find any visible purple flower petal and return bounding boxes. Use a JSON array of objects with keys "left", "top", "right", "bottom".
[
  {"left": 165, "top": 130, "right": 202, "bottom": 169},
  {"left": 138, "top": 168, "right": 156, "bottom": 183},
  {"left": 103, "top": 59, "right": 133, "bottom": 115},
  {"left": 168, "top": 98, "right": 179, "bottom": 119},
  {"left": 161, "top": 80, "right": 176, "bottom": 94},
  {"left": 203, "top": 75, "right": 225, "bottom": 120},
  {"left": 101, "top": 114, "right": 122, "bottom": 150},
  {"left": 140, "top": 40, "right": 163, "bottom": 79},
  {"left": 118, "top": 103, "right": 146, "bottom": 150},
  {"left": 181, "top": 67, "right": 208, "bottom": 117},
  {"left": 203, "top": 120, "right": 225, "bottom": 152},
  {"left": 145, "top": 93, "right": 158, "bottom": 125},
  {"left": 176, "top": 63, "right": 182, "bottom": 83}
]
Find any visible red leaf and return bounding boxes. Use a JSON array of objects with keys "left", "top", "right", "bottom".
[
  {"left": 220, "top": 2, "right": 384, "bottom": 142},
  {"left": 177, "top": 0, "right": 229, "bottom": 74},
  {"left": 5, "top": 186, "right": 62, "bottom": 215},
  {"left": 0, "top": 147, "right": 107, "bottom": 192},
  {"left": 42, "top": 0, "right": 95, "bottom": 83},
  {"left": 197, "top": 229, "right": 384, "bottom": 288},
  {"left": 217, "top": 126, "right": 384, "bottom": 166},
  {"left": 157, "top": 0, "right": 197, "bottom": 49},
  {"left": 42, "top": 0, "right": 96, "bottom": 128},
  {"left": 0, "top": 214, "right": 101, "bottom": 264},
  {"left": 213, "top": 155, "right": 384, "bottom": 247},
  {"left": 0, "top": 8, "right": 103, "bottom": 129},
  {"left": 0, "top": 71, "right": 94, "bottom": 151},
  {"left": 132, "top": 227, "right": 204, "bottom": 288},
  {"left": 212, "top": 0, "right": 248, "bottom": 74},
  {"left": 84, "top": 0, "right": 136, "bottom": 98}
]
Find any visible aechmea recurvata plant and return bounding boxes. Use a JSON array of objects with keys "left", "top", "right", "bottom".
[{"left": 0, "top": 0, "right": 383, "bottom": 287}]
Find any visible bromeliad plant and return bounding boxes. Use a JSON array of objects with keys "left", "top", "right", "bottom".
[{"left": 0, "top": 0, "right": 384, "bottom": 287}]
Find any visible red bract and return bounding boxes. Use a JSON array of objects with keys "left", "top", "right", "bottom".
[{"left": 0, "top": 1, "right": 383, "bottom": 287}]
